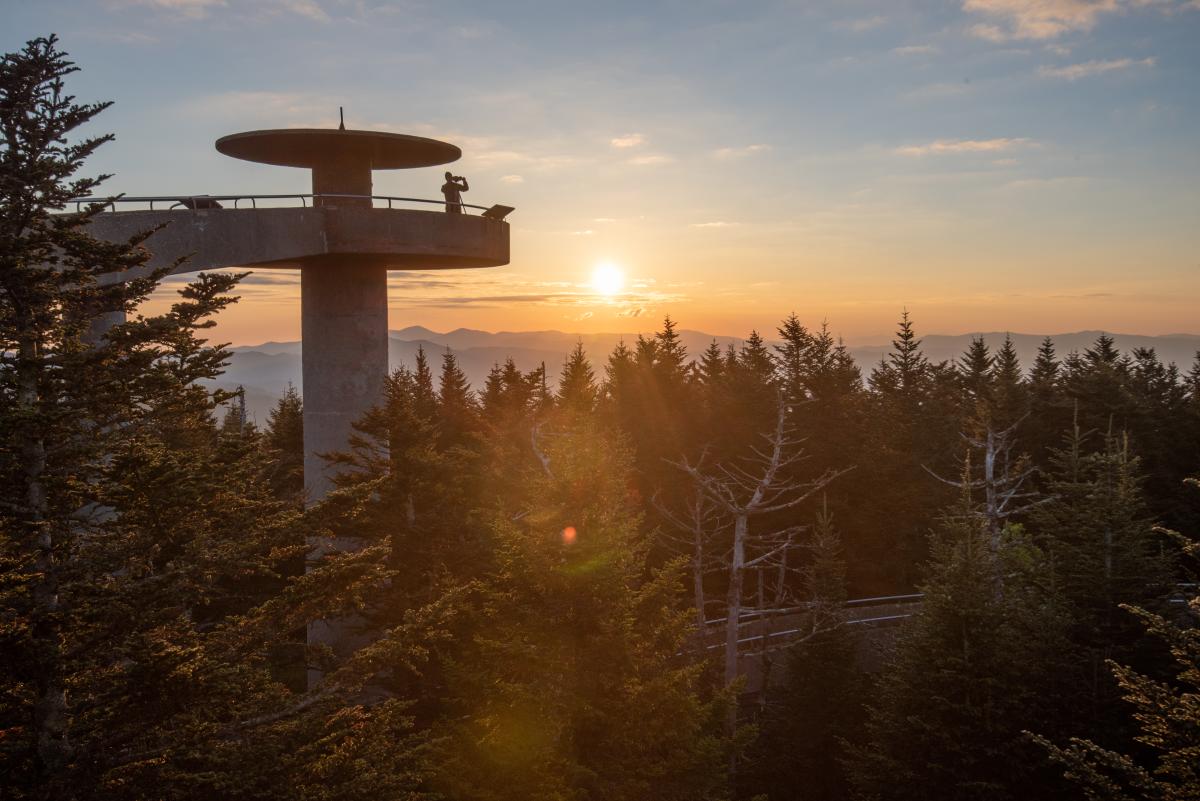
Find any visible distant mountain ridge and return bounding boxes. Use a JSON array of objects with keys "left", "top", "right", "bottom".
[{"left": 216, "top": 327, "right": 1200, "bottom": 423}]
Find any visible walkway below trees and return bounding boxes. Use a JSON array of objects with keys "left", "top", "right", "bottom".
[{"left": 702, "top": 594, "right": 924, "bottom": 695}]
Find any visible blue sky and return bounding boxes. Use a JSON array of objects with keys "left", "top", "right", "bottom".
[{"left": 3, "top": 0, "right": 1199, "bottom": 343}]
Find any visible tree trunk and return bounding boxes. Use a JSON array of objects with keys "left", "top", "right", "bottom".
[
  {"left": 725, "top": 513, "right": 746, "bottom": 701},
  {"left": 19, "top": 333, "right": 70, "bottom": 776},
  {"left": 693, "top": 526, "right": 706, "bottom": 631}
]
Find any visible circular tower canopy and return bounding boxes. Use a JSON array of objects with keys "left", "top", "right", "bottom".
[{"left": 215, "top": 129, "right": 461, "bottom": 170}]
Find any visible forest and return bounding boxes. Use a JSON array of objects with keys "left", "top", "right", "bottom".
[{"left": 2, "top": 36, "right": 1199, "bottom": 801}]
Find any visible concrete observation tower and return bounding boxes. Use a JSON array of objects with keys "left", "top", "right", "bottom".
[{"left": 87, "top": 126, "right": 511, "bottom": 503}]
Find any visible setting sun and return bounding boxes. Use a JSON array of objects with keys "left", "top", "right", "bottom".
[{"left": 591, "top": 262, "right": 625, "bottom": 297}]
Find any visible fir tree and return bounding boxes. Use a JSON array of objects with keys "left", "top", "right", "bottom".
[
  {"left": 991, "top": 335, "right": 1027, "bottom": 428},
  {"left": 958, "top": 335, "right": 995, "bottom": 413},
  {"left": 1030, "top": 424, "right": 1176, "bottom": 742},
  {"left": 263, "top": 383, "right": 304, "bottom": 501},
  {"left": 557, "top": 340, "right": 598, "bottom": 416},
  {"left": 412, "top": 345, "right": 438, "bottom": 422},
  {"left": 848, "top": 490, "right": 1075, "bottom": 801},
  {"left": 0, "top": 38, "right": 445, "bottom": 798},
  {"left": 775, "top": 312, "right": 813, "bottom": 406},
  {"left": 1032, "top": 488, "right": 1200, "bottom": 801},
  {"left": 432, "top": 418, "right": 730, "bottom": 801},
  {"left": 437, "top": 348, "right": 479, "bottom": 448}
]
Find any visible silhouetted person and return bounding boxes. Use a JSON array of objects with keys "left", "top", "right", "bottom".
[{"left": 441, "top": 171, "right": 469, "bottom": 213}]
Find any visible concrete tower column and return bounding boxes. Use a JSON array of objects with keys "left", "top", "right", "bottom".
[
  {"left": 312, "top": 158, "right": 371, "bottom": 207},
  {"left": 300, "top": 262, "right": 389, "bottom": 502}
]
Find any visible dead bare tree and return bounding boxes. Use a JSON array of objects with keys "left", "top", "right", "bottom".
[
  {"left": 670, "top": 396, "right": 853, "bottom": 710},
  {"left": 924, "top": 412, "right": 1047, "bottom": 549},
  {"left": 653, "top": 482, "right": 727, "bottom": 630}
]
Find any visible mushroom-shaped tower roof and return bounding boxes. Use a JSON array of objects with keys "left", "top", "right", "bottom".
[{"left": 215, "top": 128, "right": 461, "bottom": 170}]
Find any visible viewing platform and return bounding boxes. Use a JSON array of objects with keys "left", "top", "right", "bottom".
[
  {"left": 75, "top": 125, "right": 513, "bottom": 511},
  {"left": 78, "top": 193, "right": 510, "bottom": 282}
]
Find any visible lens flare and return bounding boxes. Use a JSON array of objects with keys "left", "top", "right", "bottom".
[{"left": 561, "top": 526, "right": 578, "bottom": 545}]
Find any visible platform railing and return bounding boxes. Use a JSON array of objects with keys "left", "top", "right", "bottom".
[
  {"left": 67, "top": 193, "right": 490, "bottom": 214},
  {"left": 703, "top": 592, "right": 924, "bottom": 628}
]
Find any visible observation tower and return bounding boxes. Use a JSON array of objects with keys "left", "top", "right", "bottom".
[{"left": 84, "top": 125, "right": 512, "bottom": 502}]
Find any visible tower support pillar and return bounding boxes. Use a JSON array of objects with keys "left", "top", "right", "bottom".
[{"left": 301, "top": 261, "right": 389, "bottom": 503}]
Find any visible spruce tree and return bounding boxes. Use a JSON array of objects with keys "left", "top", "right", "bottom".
[
  {"left": 1032, "top": 480, "right": 1200, "bottom": 800},
  {"left": 0, "top": 37, "right": 446, "bottom": 799},
  {"left": 1027, "top": 336, "right": 1069, "bottom": 466},
  {"left": 437, "top": 348, "right": 479, "bottom": 449},
  {"left": 991, "top": 335, "right": 1027, "bottom": 428},
  {"left": 1030, "top": 424, "right": 1176, "bottom": 743},
  {"left": 432, "top": 417, "right": 730, "bottom": 800},
  {"left": 848, "top": 490, "right": 1075, "bottom": 801},
  {"left": 557, "top": 340, "right": 598, "bottom": 416},
  {"left": 775, "top": 312, "right": 813, "bottom": 406},
  {"left": 263, "top": 383, "right": 304, "bottom": 501},
  {"left": 958, "top": 335, "right": 995, "bottom": 413}
]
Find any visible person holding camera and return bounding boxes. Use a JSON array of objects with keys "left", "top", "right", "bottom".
[{"left": 441, "top": 171, "right": 469, "bottom": 213}]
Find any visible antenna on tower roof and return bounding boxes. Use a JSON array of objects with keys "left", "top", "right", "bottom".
[{"left": 338, "top": 106, "right": 345, "bottom": 131}]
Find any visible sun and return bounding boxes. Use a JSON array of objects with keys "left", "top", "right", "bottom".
[{"left": 591, "top": 261, "right": 625, "bottom": 297}]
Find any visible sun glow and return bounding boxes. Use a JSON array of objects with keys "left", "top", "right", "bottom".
[{"left": 591, "top": 262, "right": 625, "bottom": 297}]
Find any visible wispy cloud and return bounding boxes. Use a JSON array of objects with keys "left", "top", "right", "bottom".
[
  {"left": 110, "top": 0, "right": 227, "bottom": 19},
  {"left": 712, "top": 144, "right": 770, "bottom": 159},
  {"left": 834, "top": 15, "right": 886, "bottom": 32},
  {"left": 500, "top": 174, "right": 524, "bottom": 184},
  {"left": 1038, "top": 56, "right": 1155, "bottom": 80},
  {"left": 174, "top": 90, "right": 334, "bottom": 123},
  {"left": 893, "top": 44, "right": 938, "bottom": 55},
  {"left": 627, "top": 154, "right": 674, "bottom": 166},
  {"left": 690, "top": 221, "right": 738, "bottom": 228},
  {"left": 275, "top": 0, "right": 327, "bottom": 21},
  {"left": 896, "top": 137, "right": 1034, "bottom": 156},
  {"left": 963, "top": 0, "right": 1197, "bottom": 41},
  {"left": 109, "top": 0, "right": 329, "bottom": 20},
  {"left": 610, "top": 133, "right": 645, "bottom": 148},
  {"left": 1001, "top": 175, "right": 1088, "bottom": 189},
  {"left": 968, "top": 22, "right": 1010, "bottom": 42}
]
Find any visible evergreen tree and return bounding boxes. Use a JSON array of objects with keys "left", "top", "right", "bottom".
[
  {"left": 775, "top": 313, "right": 813, "bottom": 406},
  {"left": 1032, "top": 486, "right": 1200, "bottom": 801},
  {"left": 412, "top": 345, "right": 439, "bottom": 421},
  {"left": 437, "top": 348, "right": 479, "bottom": 448},
  {"left": 0, "top": 38, "right": 445, "bottom": 799},
  {"left": 743, "top": 507, "right": 864, "bottom": 801},
  {"left": 848, "top": 491, "right": 1075, "bottom": 801},
  {"left": 263, "top": 383, "right": 304, "bottom": 501},
  {"left": 1030, "top": 424, "right": 1176, "bottom": 742},
  {"left": 1026, "top": 336, "right": 1069, "bottom": 466},
  {"left": 432, "top": 418, "right": 730, "bottom": 801},
  {"left": 858, "top": 311, "right": 955, "bottom": 590},
  {"left": 557, "top": 340, "right": 598, "bottom": 416},
  {"left": 991, "top": 335, "right": 1027, "bottom": 429},
  {"left": 958, "top": 336, "right": 994, "bottom": 413}
]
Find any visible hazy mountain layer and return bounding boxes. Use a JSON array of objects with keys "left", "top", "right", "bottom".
[{"left": 216, "top": 327, "right": 1200, "bottom": 423}]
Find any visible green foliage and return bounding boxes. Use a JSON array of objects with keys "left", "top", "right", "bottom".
[
  {"left": 1032, "top": 484, "right": 1200, "bottom": 801},
  {"left": 0, "top": 35, "right": 442, "bottom": 800},
  {"left": 847, "top": 504, "right": 1075, "bottom": 801},
  {"left": 744, "top": 627, "right": 865, "bottom": 801},
  {"left": 433, "top": 419, "right": 731, "bottom": 801},
  {"left": 264, "top": 383, "right": 304, "bottom": 501}
]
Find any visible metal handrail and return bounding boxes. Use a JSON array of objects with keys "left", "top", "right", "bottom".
[
  {"left": 68, "top": 193, "right": 490, "bottom": 214},
  {"left": 703, "top": 592, "right": 925, "bottom": 628}
]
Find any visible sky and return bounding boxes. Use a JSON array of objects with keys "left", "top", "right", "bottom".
[{"left": 4, "top": 0, "right": 1199, "bottom": 345}]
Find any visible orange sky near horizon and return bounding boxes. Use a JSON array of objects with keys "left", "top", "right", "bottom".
[{"left": 21, "top": 0, "right": 1196, "bottom": 347}]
